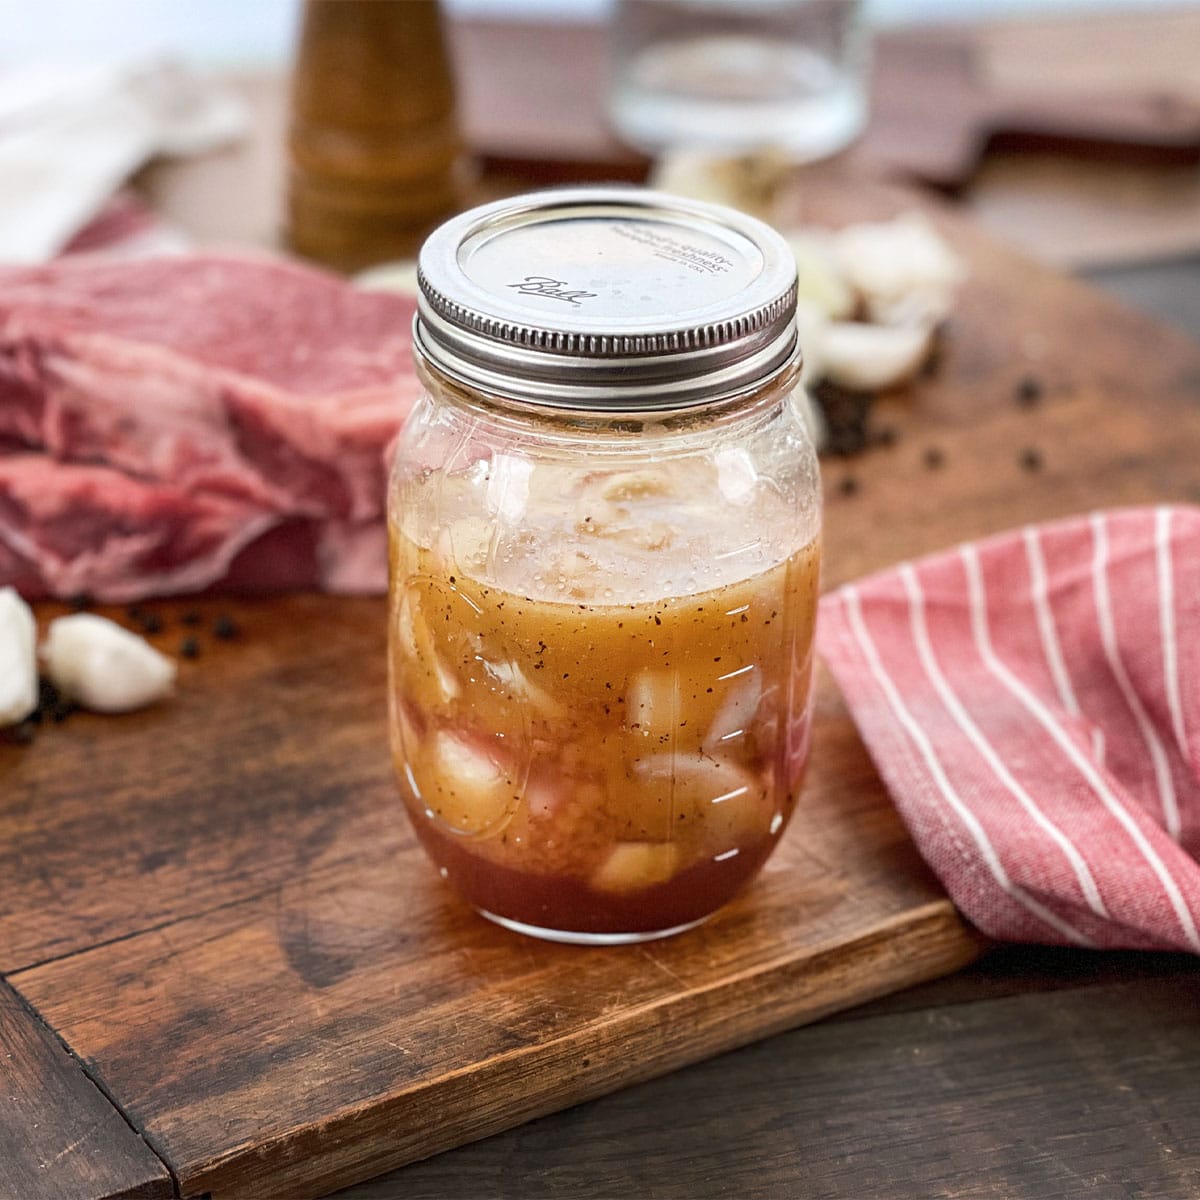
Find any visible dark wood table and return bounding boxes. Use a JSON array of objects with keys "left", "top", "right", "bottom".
[
  {"left": 3, "top": 14, "right": 1199, "bottom": 1200},
  {"left": 334, "top": 945, "right": 1200, "bottom": 1200}
]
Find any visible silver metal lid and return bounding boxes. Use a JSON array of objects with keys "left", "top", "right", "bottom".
[{"left": 414, "top": 187, "right": 799, "bottom": 411}]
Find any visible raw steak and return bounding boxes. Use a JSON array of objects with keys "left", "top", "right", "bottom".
[
  {"left": 0, "top": 253, "right": 418, "bottom": 600},
  {"left": 0, "top": 454, "right": 387, "bottom": 601},
  {"left": 0, "top": 253, "right": 420, "bottom": 520}
]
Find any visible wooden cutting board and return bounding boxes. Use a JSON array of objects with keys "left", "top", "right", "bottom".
[{"left": 3, "top": 174, "right": 1200, "bottom": 1200}]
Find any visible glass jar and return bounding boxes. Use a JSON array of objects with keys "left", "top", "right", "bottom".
[{"left": 389, "top": 188, "right": 821, "bottom": 944}]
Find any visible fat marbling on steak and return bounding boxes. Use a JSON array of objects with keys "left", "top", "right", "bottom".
[{"left": 0, "top": 254, "right": 419, "bottom": 600}]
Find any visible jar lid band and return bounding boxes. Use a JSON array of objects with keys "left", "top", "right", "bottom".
[{"left": 414, "top": 187, "right": 800, "bottom": 411}]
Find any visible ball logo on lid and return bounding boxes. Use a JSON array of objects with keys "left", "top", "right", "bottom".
[{"left": 506, "top": 275, "right": 598, "bottom": 307}]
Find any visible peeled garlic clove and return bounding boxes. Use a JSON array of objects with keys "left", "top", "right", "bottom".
[
  {"left": 43, "top": 614, "right": 175, "bottom": 714},
  {"left": 785, "top": 232, "right": 855, "bottom": 320},
  {"left": 866, "top": 285, "right": 958, "bottom": 329},
  {"left": 626, "top": 670, "right": 682, "bottom": 742},
  {"left": 649, "top": 147, "right": 794, "bottom": 218},
  {"left": 421, "top": 730, "right": 516, "bottom": 836},
  {"left": 819, "top": 321, "right": 933, "bottom": 391},
  {"left": 649, "top": 150, "right": 745, "bottom": 210},
  {"left": 830, "top": 214, "right": 966, "bottom": 316},
  {"left": 480, "top": 658, "right": 566, "bottom": 719},
  {"left": 395, "top": 588, "right": 462, "bottom": 704},
  {"left": 703, "top": 670, "right": 764, "bottom": 755},
  {"left": 591, "top": 842, "right": 680, "bottom": 894},
  {"left": 0, "top": 587, "right": 38, "bottom": 726}
]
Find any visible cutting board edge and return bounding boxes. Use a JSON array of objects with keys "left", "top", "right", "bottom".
[{"left": 185, "top": 898, "right": 983, "bottom": 1199}]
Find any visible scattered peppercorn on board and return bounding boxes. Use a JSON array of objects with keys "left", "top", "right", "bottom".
[{"left": 4, "top": 175, "right": 1200, "bottom": 1200}]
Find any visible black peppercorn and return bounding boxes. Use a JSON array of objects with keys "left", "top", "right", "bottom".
[
  {"left": 213, "top": 614, "right": 239, "bottom": 640},
  {"left": 1016, "top": 375, "right": 1043, "bottom": 408},
  {"left": 812, "top": 380, "right": 875, "bottom": 459},
  {"left": 138, "top": 612, "right": 164, "bottom": 635},
  {"left": 34, "top": 676, "right": 77, "bottom": 726},
  {"left": 180, "top": 637, "right": 200, "bottom": 659}
]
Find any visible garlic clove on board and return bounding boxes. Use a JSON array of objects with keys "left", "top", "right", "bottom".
[
  {"left": 43, "top": 614, "right": 176, "bottom": 714},
  {"left": 0, "top": 587, "right": 38, "bottom": 726},
  {"left": 785, "top": 233, "right": 856, "bottom": 320},
  {"left": 829, "top": 214, "right": 965, "bottom": 324},
  {"left": 819, "top": 321, "right": 933, "bottom": 392},
  {"left": 648, "top": 147, "right": 796, "bottom": 219}
]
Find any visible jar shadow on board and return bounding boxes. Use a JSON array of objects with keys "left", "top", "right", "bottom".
[{"left": 388, "top": 189, "right": 821, "bottom": 944}]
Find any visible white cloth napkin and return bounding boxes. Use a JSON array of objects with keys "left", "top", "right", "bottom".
[{"left": 0, "top": 59, "right": 247, "bottom": 263}]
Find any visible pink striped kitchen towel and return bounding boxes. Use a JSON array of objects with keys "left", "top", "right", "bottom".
[{"left": 818, "top": 506, "right": 1200, "bottom": 953}]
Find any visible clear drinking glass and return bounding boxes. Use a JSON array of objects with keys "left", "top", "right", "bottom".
[{"left": 608, "top": 0, "right": 868, "bottom": 160}]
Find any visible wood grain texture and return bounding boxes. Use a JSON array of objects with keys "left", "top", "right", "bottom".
[
  {"left": 333, "top": 971, "right": 1200, "bottom": 1200},
  {"left": 0, "top": 979, "right": 171, "bottom": 1200}
]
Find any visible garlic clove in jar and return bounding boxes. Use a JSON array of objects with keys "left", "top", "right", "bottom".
[
  {"left": 0, "top": 587, "right": 38, "bottom": 726},
  {"left": 591, "top": 841, "right": 681, "bottom": 894},
  {"left": 42, "top": 614, "right": 176, "bottom": 714},
  {"left": 421, "top": 729, "right": 517, "bottom": 836}
]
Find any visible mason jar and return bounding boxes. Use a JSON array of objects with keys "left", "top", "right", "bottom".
[{"left": 389, "top": 188, "right": 821, "bottom": 944}]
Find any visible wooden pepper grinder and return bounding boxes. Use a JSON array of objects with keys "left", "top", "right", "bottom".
[{"left": 287, "top": 0, "right": 468, "bottom": 273}]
